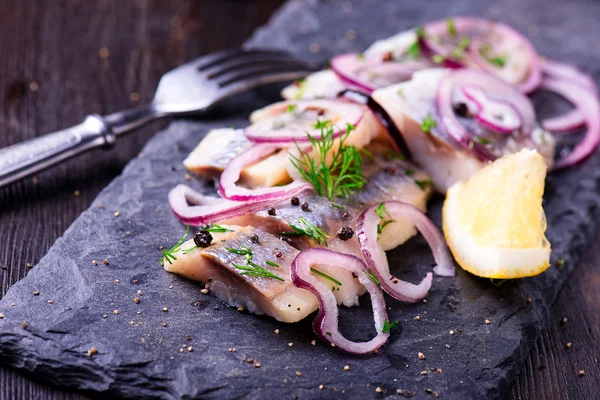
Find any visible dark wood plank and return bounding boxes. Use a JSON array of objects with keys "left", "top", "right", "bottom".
[{"left": 0, "top": 1, "right": 597, "bottom": 399}]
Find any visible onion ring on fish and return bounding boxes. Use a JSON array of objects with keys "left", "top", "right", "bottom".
[
  {"left": 356, "top": 201, "right": 454, "bottom": 303},
  {"left": 330, "top": 53, "right": 425, "bottom": 93},
  {"left": 218, "top": 143, "right": 313, "bottom": 201},
  {"left": 168, "top": 184, "right": 280, "bottom": 226},
  {"left": 436, "top": 69, "right": 536, "bottom": 161},
  {"left": 244, "top": 99, "right": 365, "bottom": 144},
  {"left": 290, "top": 248, "right": 390, "bottom": 354},
  {"left": 420, "top": 17, "right": 541, "bottom": 93}
]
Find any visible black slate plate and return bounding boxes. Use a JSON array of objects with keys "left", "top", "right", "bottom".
[{"left": 2, "top": 0, "right": 600, "bottom": 399}]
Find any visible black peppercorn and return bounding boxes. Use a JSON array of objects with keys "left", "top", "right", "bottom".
[
  {"left": 250, "top": 234, "right": 259, "bottom": 244},
  {"left": 453, "top": 102, "right": 471, "bottom": 118},
  {"left": 194, "top": 230, "right": 213, "bottom": 248},
  {"left": 301, "top": 202, "right": 310, "bottom": 212},
  {"left": 267, "top": 207, "right": 276, "bottom": 216},
  {"left": 342, "top": 211, "right": 350, "bottom": 219},
  {"left": 337, "top": 226, "right": 354, "bottom": 241},
  {"left": 291, "top": 197, "right": 300, "bottom": 206}
]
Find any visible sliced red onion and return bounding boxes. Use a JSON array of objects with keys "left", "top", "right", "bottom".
[
  {"left": 542, "top": 108, "right": 585, "bottom": 133},
  {"left": 338, "top": 89, "right": 412, "bottom": 158},
  {"left": 541, "top": 59, "right": 598, "bottom": 133},
  {"left": 542, "top": 58, "right": 597, "bottom": 95},
  {"left": 331, "top": 53, "right": 425, "bottom": 93},
  {"left": 290, "top": 248, "right": 390, "bottom": 354},
  {"left": 244, "top": 99, "right": 365, "bottom": 144},
  {"left": 218, "top": 143, "right": 313, "bottom": 201},
  {"left": 437, "top": 69, "right": 535, "bottom": 160},
  {"left": 541, "top": 78, "right": 600, "bottom": 169},
  {"left": 421, "top": 17, "right": 542, "bottom": 93},
  {"left": 168, "top": 184, "right": 277, "bottom": 226},
  {"left": 356, "top": 201, "right": 455, "bottom": 302},
  {"left": 461, "top": 85, "right": 522, "bottom": 133}
]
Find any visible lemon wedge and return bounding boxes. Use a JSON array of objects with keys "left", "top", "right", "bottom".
[{"left": 442, "top": 149, "right": 551, "bottom": 278}]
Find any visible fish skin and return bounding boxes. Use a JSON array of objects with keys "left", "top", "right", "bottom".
[
  {"left": 164, "top": 226, "right": 319, "bottom": 323},
  {"left": 373, "top": 68, "right": 556, "bottom": 193}
]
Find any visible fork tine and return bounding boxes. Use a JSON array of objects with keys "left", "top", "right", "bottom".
[
  {"left": 214, "top": 69, "right": 313, "bottom": 104},
  {"left": 195, "top": 49, "right": 291, "bottom": 71},
  {"left": 204, "top": 52, "right": 304, "bottom": 79},
  {"left": 216, "top": 62, "right": 313, "bottom": 87}
]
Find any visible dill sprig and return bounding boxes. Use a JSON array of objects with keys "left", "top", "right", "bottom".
[
  {"left": 228, "top": 246, "right": 284, "bottom": 281},
  {"left": 279, "top": 217, "right": 329, "bottom": 246},
  {"left": 233, "top": 261, "right": 284, "bottom": 281},
  {"left": 375, "top": 203, "right": 395, "bottom": 235},
  {"left": 421, "top": 113, "right": 437, "bottom": 133},
  {"left": 160, "top": 225, "right": 193, "bottom": 265},
  {"left": 202, "top": 223, "right": 233, "bottom": 233},
  {"left": 290, "top": 120, "right": 366, "bottom": 201},
  {"left": 363, "top": 269, "right": 380, "bottom": 285},
  {"left": 382, "top": 319, "right": 399, "bottom": 333},
  {"left": 311, "top": 268, "right": 343, "bottom": 286},
  {"left": 479, "top": 43, "right": 507, "bottom": 68}
]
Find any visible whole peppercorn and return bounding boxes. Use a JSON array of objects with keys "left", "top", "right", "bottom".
[
  {"left": 453, "top": 102, "right": 471, "bottom": 118},
  {"left": 250, "top": 234, "right": 260, "bottom": 244},
  {"left": 301, "top": 202, "right": 310, "bottom": 212},
  {"left": 194, "top": 230, "right": 213, "bottom": 248},
  {"left": 291, "top": 197, "right": 300, "bottom": 206},
  {"left": 337, "top": 226, "right": 354, "bottom": 241},
  {"left": 267, "top": 207, "right": 276, "bottom": 216}
]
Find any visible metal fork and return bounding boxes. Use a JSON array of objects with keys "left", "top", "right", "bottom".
[{"left": 0, "top": 49, "right": 313, "bottom": 188}]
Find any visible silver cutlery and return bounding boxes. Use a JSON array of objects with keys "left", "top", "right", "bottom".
[{"left": 0, "top": 49, "right": 313, "bottom": 188}]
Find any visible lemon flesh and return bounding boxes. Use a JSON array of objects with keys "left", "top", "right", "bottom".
[{"left": 442, "top": 149, "right": 551, "bottom": 279}]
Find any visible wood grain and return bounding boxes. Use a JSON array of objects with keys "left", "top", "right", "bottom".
[{"left": 0, "top": 1, "right": 597, "bottom": 399}]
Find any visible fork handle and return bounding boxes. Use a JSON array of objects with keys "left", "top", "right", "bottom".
[
  {"left": 0, "top": 115, "right": 114, "bottom": 188},
  {"left": 0, "top": 103, "right": 164, "bottom": 188}
]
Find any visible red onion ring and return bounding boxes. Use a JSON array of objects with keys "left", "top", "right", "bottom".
[
  {"left": 421, "top": 17, "right": 542, "bottom": 93},
  {"left": 436, "top": 69, "right": 535, "bottom": 160},
  {"left": 461, "top": 85, "right": 522, "bottom": 134},
  {"left": 218, "top": 143, "right": 312, "bottom": 202},
  {"left": 290, "top": 248, "right": 390, "bottom": 354},
  {"left": 244, "top": 99, "right": 365, "bottom": 144},
  {"left": 541, "top": 59, "right": 598, "bottom": 133},
  {"left": 356, "top": 201, "right": 455, "bottom": 303},
  {"left": 330, "top": 53, "right": 425, "bottom": 93},
  {"left": 541, "top": 78, "right": 600, "bottom": 169},
  {"left": 542, "top": 109, "right": 585, "bottom": 133},
  {"left": 542, "top": 58, "right": 597, "bottom": 95},
  {"left": 168, "top": 184, "right": 277, "bottom": 226}
]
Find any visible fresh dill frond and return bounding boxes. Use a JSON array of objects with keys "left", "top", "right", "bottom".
[
  {"left": 202, "top": 223, "right": 233, "bottom": 233},
  {"left": 421, "top": 113, "right": 437, "bottom": 133},
  {"left": 382, "top": 319, "right": 399, "bottom": 333},
  {"left": 479, "top": 44, "right": 507, "bottom": 68},
  {"left": 233, "top": 261, "right": 284, "bottom": 281},
  {"left": 290, "top": 121, "right": 367, "bottom": 201},
  {"left": 446, "top": 18, "right": 457, "bottom": 37},
  {"left": 414, "top": 179, "right": 433, "bottom": 191},
  {"left": 266, "top": 261, "right": 280, "bottom": 268},
  {"left": 490, "top": 278, "right": 509, "bottom": 287},
  {"left": 363, "top": 269, "right": 381, "bottom": 285},
  {"left": 311, "top": 267, "right": 343, "bottom": 286},
  {"left": 279, "top": 217, "right": 329, "bottom": 246},
  {"left": 160, "top": 225, "right": 191, "bottom": 265},
  {"left": 287, "top": 104, "right": 296, "bottom": 113},
  {"left": 375, "top": 203, "right": 395, "bottom": 234},
  {"left": 407, "top": 41, "right": 421, "bottom": 59}
]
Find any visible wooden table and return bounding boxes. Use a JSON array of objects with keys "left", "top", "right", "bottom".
[{"left": 0, "top": 1, "right": 597, "bottom": 399}]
